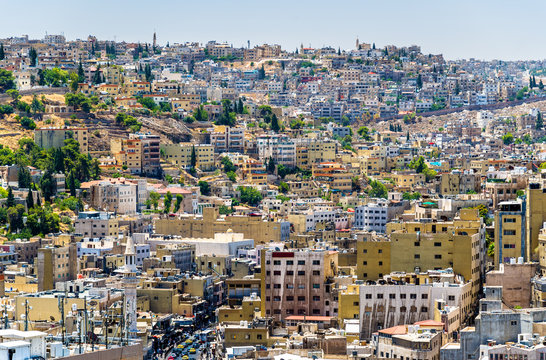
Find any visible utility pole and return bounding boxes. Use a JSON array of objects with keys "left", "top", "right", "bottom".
[{"left": 58, "top": 296, "right": 65, "bottom": 344}]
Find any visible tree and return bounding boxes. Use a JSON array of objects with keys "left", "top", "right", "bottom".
[
  {"left": 416, "top": 74, "right": 422, "bottom": 89},
  {"left": 6, "top": 187, "right": 14, "bottom": 208},
  {"left": 258, "top": 65, "right": 265, "bottom": 80},
  {"left": 226, "top": 171, "right": 236, "bottom": 182},
  {"left": 78, "top": 61, "right": 85, "bottom": 82},
  {"left": 402, "top": 192, "right": 421, "bottom": 200},
  {"left": 266, "top": 157, "right": 276, "bottom": 174},
  {"left": 237, "top": 98, "right": 244, "bottom": 114},
  {"left": 190, "top": 146, "right": 197, "bottom": 168},
  {"left": 271, "top": 113, "right": 280, "bottom": 132},
  {"left": 40, "top": 171, "right": 56, "bottom": 202},
  {"left": 540, "top": 80, "right": 545, "bottom": 91},
  {"left": 30, "top": 95, "right": 44, "bottom": 114},
  {"left": 357, "top": 126, "right": 371, "bottom": 140},
  {"left": 502, "top": 133, "right": 514, "bottom": 145},
  {"left": 351, "top": 177, "right": 361, "bottom": 192},
  {"left": 0, "top": 69, "right": 15, "bottom": 93},
  {"left": 193, "top": 105, "right": 209, "bottom": 122},
  {"left": 279, "top": 181, "right": 289, "bottom": 193},
  {"left": 7, "top": 204, "right": 25, "bottom": 232},
  {"left": 198, "top": 181, "right": 211, "bottom": 196},
  {"left": 6, "top": 89, "right": 19, "bottom": 103},
  {"left": 29, "top": 48, "right": 37, "bottom": 67},
  {"left": 368, "top": 180, "right": 388, "bottom": 199},
  {"left": 0, "top": 44, "right": 4, "bottom": 60},
  {"left": 163, "top": 191, "right": 173, "bottom": 213},
  {"left": 26, "top": 190, "right": 34, "bottom": 209},
  {"left": 238, "top": 186, "right": 263, "bottom": 206},
  {"left": 149, "top": 191, "right": 160, "bottom": 210},
  {"left": 537, "top": 111, "right": 543, "bottom": 130},
  {"left": 173, "top": 194, "right": 183, "bottom": 213},
  {"left": 66, "top": 171, "right": 77, "bottom": 196},
  {"left": 221, "top": 156, "right": 237, "bottom": 173},
  {"left": 18, "top": 166, "right": 31, "bottom": 189}
]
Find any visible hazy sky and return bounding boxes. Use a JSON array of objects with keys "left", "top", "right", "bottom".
[{"left": 1, "top": 0, "right": 544, "bottom": 61}]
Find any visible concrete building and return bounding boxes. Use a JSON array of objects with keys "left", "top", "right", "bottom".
[
  {"left": 375, "top": 325, "right": 443, "bottom": 360},
  {"left": 494, "top": 200, "right": 526, "bottom": 267},
  {"left": 260, "top": 249, "right": 338, "bottom": 322},
  {"left": 36, "top": 244, "right": 78, "bottom": 291},
  {"left": 161, "top": 143, "right": 215, "bottom": 171},
  {"left": 34, "top": 127, "right": 89, "bottom": 154},
  {"left": 154, "top": 207, "right": 290, "bottom": 244},
  {"left": 74, "top": 211, "right": 119, "bottom": 238}
]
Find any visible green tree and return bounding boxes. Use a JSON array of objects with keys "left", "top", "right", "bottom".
[
  {"left": 6, "top": 187, "right": 15, "bottom": 208},
  {"left": 0, "top": 69, "right": 15, "bottom": 93},
  {"left": 271, "top": 113, "right": 280, "bottom": 132},
  {"left": 39, "top": 171, "right": 56, "bottom": 202},
  {"left": 238, "top": 186, "right": 263, "bottom": 206},
  {"left": 30, "top": 95, "right": 44, "bottom": 114},
  {"left": 18, "top": 166, "right": 32, "bottom": 189},
  {"left": 237, "top": 98, "right": 244, "bottom": 114},
  {"left": 357, "top": 126, "right": 371, "bottom": 140},
  {"left": 198, "top": 181, "right": 211, "bottom": 196},
  {"left": 26, "top": 190, "right": 34, "bottom": 209},
  {"left": 221, "top": 156, "right": 237, "bottom": 173},
  {"left": 163, "top": 191, "right": 173, "bottom": 213},
  {"left": 7, "top": 204, "right": 25, "bottom": 232},
  {"left": 226, "top": 171, "right": 236, "bottom": 182},
  {"left": 368, "top": 180, "right": 388, "bottom": 199},
  {"left": 29, "top": 48, "right": 37, "bottom": 67},
  {"left": 149, "top": 191, "right": 160, "bottom": 210},
  {"left": 279, "top": 181, "right": 289, "bottom": 193},
  {"left": 190, "top": 146, "right": 197, "bottom": 168},
  {"left": 77, "top": 61, "right": 85, "bottom": 82},
  {"left": 66, "top": 171, "right": 77, "bottom": 197},
  {"left": 502, "top": 133, "right": 514, "bottom": 145},
  {"left": 0, "top": 44, "right": 4, "bottom": 60},
  {"left": 416, "top": 74, "right": 422, "bottom": 89},
  {"left": 173, "top": 194, "right": 183, "bottom": 213},
  {"left": 193, "top": 105, "right": 209, "bottom": 122}
]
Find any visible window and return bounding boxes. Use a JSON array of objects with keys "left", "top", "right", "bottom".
[
  {"left": 274, "top": 271, "right": 281, "bottom": 276},
  {"left": 504, "top": 218, "right": 516, "bottom": 223},
  {"left": 421, "top": 307, "right": 428, "bottom": 312},
  {"left": 266, "top": 284, "right": 271, "bottom": 289},
  {"left": 378, "top": 249, "right": 382, "bottom": 254},
  {"left": 377, "top": 294, "right": 383, "bottom": 299},
  {"left": 298, "top": 271, "right": 305, "bottom": 276},
  {"left": 389, "top": 294, "right": 396, "bottom": 299},
  {"left": 365, "top": 294, "right": 372, "bottom": 299},
  {"left": 273, "top": 260, "right": 281, "bottom": 265},
  {"left": 434, "top": 242, "right": 441, "bottom": 247},
  {"left": 503, "top": 244, "right": 516, "bottom": 249},
  {"left": 298, "top": 260, "right": 306, "bottom": 265},
  {"left": 298, "top": 284, "right": 305, "bottom": 289},
  {"left": 286, "top": 296, "right": 294, "bottom": 301},
  {"left": 435, "top": 254, "right": 442, "bottom": 259},
  {"left": 274, "top": 284, "right": 281, "bottom": 289},
  {"left": 400, "top": 294, "right": 406, "bottom": 299},
  {"left": 511, "top": 320, "right": 517, "bottom": 326},
  {"left": 363, "top": 249, "right": 367, "bottom": 254},
  {"left": 503, "top": 230, "right": 516, "bottom": 236},
  {"left": 421, "top": 294, "right": 428, "bottom": 299},
  {"left": 273, "top": 296, "right": 281, "bottom": 301},
  {"left": 312, "top": 270, "right": 320, "bottom": 276},
  {"left": 286, "top": 260, "right": 294, "bottom": 265},
  {"left": 353, "top": 301, "right": 359, "bottom": 306},
  {"left": 286, "top": 284, "right": 294, "bottom": 289},
  {"left": 257, "top": 334, "right": 262, "bottom": 340},
  {"left": 287, "top": 270, "right": 294, "bottom": 275},
  {"left": 400, "top": 306, "right": 406, "bottom": 312},
  {"left": 410, "top": 294, "right": 416, "bottom": 299},
  {"left": 298, "top": 296, "right": 306, "bottom": 301},
  {"left": 362, "top": 261, "right": 367, "bottom": 265},
  {"left": 313, "top": 284, "right": 320, "bottom": 289},
  {"left": 313, "top": 296, "right": 320, "bottom": 301},
  {"left": 414, "top": 242, "right": 420, "bottom": 247},
  {"left": 414, "top": 254, "right": 420, "bottom": 259},
  {"left": 312, "top": 260, "right": 320, "bottom": 265},
  {"left": 448, "top": 295, "right": 455, "bottom": 301}
]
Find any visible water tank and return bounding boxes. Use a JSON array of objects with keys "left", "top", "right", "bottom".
[
  {"left": 518, "top": 257, "right": 524, "bottom": 264},
  {"left": 510, "top": 258, "right": 516, "bottom": 265}
]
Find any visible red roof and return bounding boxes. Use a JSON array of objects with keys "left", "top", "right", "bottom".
[
  {"left": 378, "top": 325, "right": 407, "bottom": 335},
  {"left": 285, "top": 316, "right": 333, "bottom": 322}
]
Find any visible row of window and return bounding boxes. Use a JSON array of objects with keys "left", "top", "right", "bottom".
[
  {"left": 266, "top": 296, "right": 321, "bottom": 302},
  {"left": 266, "top": 283, "right": 321, "bottom": 289},
  {"left": 266, "top": 270, "right": 321, "bottom": 276},
  {"left": 270, "top": 259, "right": 320, "bottom": 266}
]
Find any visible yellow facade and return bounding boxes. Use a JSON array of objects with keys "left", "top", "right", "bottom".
[
  {"left": 356, "top": 238, "right": 391, "bottom": 281},
  {"left": 162, "top": 143, "right": 215, "bottom": 171},
  {"left": 338, "top": 284, "right": 360, "bottom": 324},
  {"left": 154, "top": 207, "right": 286, "bottom": 244},
  {"left": 527, "top": 184, "right": 546, "bottom": 261}
]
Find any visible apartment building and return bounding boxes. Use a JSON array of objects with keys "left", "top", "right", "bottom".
[
  {"left": 494, "top": 200, "right": 525, "bottom": 268},
  {"left": 260, "top": 249, "right": 339, "bottom": 322},
  {"left": 36, "top": 244, "right": 78, "bottom": 291},
  {"left": 312, "top": 162, "right": 352, "bottom": 194},
  {"left": 161, "top": 143, "right": 215, "bottom": 171},
  {"left": 209, "top": 126, "right": 245, "bottom": 153},
  {"left": 74, "top": 211, "right": 119, "bottom": 238},
  {"left": 257, "top": 134, "right": 296, "bottom": 167},
  {"left": 34, "top": 127, "right": 89, "bottom": 154},
  {"left": 111, "top": 133, "right": 161, "bottom": 176},
  {"left": 87, "top": 180, "right": 137, "bottom": 214},
  {"left": 154, "top": 207, "right": 290, "bottom": 244}
]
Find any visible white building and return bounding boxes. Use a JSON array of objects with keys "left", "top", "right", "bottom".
[{"left": 353, "top": 202, "right": 388, "bottom": 232}]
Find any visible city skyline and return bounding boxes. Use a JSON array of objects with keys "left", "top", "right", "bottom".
[{"left": 1, "top": 0, "right": 545, "bottom": 61}]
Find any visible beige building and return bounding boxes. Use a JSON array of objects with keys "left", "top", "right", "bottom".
[
  {"left": 34, "top": 127, "right": 89, "bottom": 154},
  {"left": 161, "top": 143, "right": 215, "bottom": 171},
  {"left": 36, "top": 244, "right": 78, "bottom": 291}
]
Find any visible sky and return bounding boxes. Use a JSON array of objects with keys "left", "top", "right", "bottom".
[{"left": 1, "top": 0, "right": 544, "bottom": 61}]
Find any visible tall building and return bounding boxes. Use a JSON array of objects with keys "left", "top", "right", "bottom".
[
  {"left": 119, "top": 236, "right": 139, "bottom": 336},
  {"left": 260, "top": 249, "right": 338, "bottom": 322},
  {"left": 36, "top": 244, "right": 78, "bottom": 291},
  {"left": 493, "top": 200, "right": 526, "bottom": 268}
]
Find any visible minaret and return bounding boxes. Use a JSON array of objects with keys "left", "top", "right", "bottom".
[
  {"left": 153, "top": 32, "right": 157, "bottom": 50},
  {"left": 356, "top": 37, "right": 360, "bottom": 50},
  {"left": 120, "top": 236, "right": 138, "bottom": 335}
]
